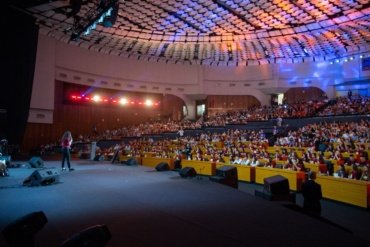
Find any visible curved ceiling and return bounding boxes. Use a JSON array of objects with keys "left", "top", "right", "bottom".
[{"left": 19, "top": 0, "right": 370, "bottom": 65}]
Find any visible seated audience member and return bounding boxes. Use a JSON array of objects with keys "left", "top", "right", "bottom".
[
  {"left": 283, "top": 159, "right": 294, "bottom": 170},
  {"left": 280, "top": 149, "right": 288, "bottom": 161},
  {"left": 173, "top": 150, "right": 182, "bottom": 169},
  {"left": 194, "top": 152, "right": 204, "bottom": 161},
  {"left": 184, "top": 144, "right": 192, "bottom": 160},
  {"left": 360, "top": 166, "right": 369, "bottom": 181},
  {"left": 358, "top": 156, "right": 369, "bottom": 167},
  {"left": 250, "top": 156, "right": 260, "bottom": 167},
  {"left": 242, "top": 154, "right": 252, "bottom": 166},
  {"left": 294, "top": 158, "right": 306, "bottom": 172},
  {"left": 232, "top": 155, "right": 242, "bottom": 165},
  {"left": 325, "top": 160, "right": 334, "bottom": 176},
  {"left": 210, "top": 153, "right": 220, "bottom": 163},
  {"left": 302, "top": 153, "right": 311, "bottom": 163},
  {"left": 218, "top": 155, "right": 226, "bottom": 163},
  {"left": 335, "top": 154, "right": 346, "bottom": 167},
  {"left": 239, "top": 155, "right": 248, "bottom": 165},
  {"left": 264, "top": 157, "right": 276, "bottom": 168},
  {"left": 344, "top": 155, "right": 356, "bottom": 166},
  {"left": 336, "top": 165, "right": 348, "bottom": 178},
  {"left": 349, "top": 164, "right": 362, "bottom": 180},
  {"left": 318, "top": 156, "right": 327, "bottom": 175}
]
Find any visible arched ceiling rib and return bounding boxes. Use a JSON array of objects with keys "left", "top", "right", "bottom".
[{"left": 18, "top": 0, "right": 370, "bottom": 65}]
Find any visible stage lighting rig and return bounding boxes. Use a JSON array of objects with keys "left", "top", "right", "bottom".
[{"left": 70, "top": 0, "right": 119, "bottom": 41}]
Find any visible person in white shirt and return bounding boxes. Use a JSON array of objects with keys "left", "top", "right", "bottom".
[
  {"left": 232, "top": 156, "right": 242, "bottom": 165},
  {"left": 277, "top": 117, "right": 283, "bottom": 127},
  {"left": 250, "top": 156, "right": 260, "bottom": 167},
  {"left": 177, "top": 128, "right": 184, "bottom": 137},
  {"left": 240, "top": 156, "right": 249, "bottom": 165}
]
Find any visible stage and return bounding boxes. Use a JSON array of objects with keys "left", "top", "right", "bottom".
[{"left": 1, "top": 160, "right": 369, "bottom": 247}]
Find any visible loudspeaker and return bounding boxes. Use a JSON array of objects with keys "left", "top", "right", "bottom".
[
  {"left": 23, "top": 167, "right": 60, "bottom": 187},
  {"left": 179, "top": 167, "right": 196, "bottom": 178},
  {"left": 155, "top": 162, "right": 169, "bottom": 171},
  {"left": 28, "top": 156, "right": 44, "bottom": 168},
  {"left": 2, "top": 211, "right": 48, "bottom": 247},
  {"left": 126, "top": 158, "right": 138, "bottom": 166},
  {"left": 210, "top": 165, "right": 238, "bottom": 189},
  {"left": 264, "top": 175, "right": 289, "bottom": 195},
  {"left": 61, "top": 224, "right": 111, "bottom": 247}
]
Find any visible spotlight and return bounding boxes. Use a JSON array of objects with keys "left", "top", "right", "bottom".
[
  {"left": 145, "top": 99, "right": 153, "bottom": 106},
  {"left": 119, "top": 98, "right": 128, "bottom": 105},
  {"left": 61, "top": 224, "right": 111, "bottom": 247},
  {"left": 2, "top": 211, "right": 48, "bottom": 247},
  {"left": 92, "top": 95, "right": 102, "bottom": 102}
]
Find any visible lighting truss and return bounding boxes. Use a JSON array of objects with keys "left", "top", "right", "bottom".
[{"left": 71, "top": 0, "right": 119, "bottom": 41}]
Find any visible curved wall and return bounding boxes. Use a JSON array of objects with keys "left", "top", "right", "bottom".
[{"left": 30, "top": 34, "right": 370, "bottom": 122}]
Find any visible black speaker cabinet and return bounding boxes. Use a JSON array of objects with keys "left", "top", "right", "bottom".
[
  {"left": 2, "top": 211, "right": 48, "bottom": 247},
  {"left": 61, "top": 224, "right": 111, "bottom": 247},
  {"left": 28, "top": 157, "right": 44, "bottom": 168},
  {"left": 210, "top": 165, "right": 238, "bottom": 189},
  {"left": 23, "top": 167, "right": 60, "bottom": 186},
  {"left": 179, "top": 167, "right": 197, "bottom": 178},
  {"left": 126, "top": 158, "right": 138, "bottom": 166},
  {"left": 155, "top": 162, "right": 169, "bottom": 171},
  {"left": 264, "top": 175, "right": 289, "bottom": 195}
]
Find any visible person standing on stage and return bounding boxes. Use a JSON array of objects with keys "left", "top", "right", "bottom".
[
  {"left": 302, "top": 171, "right": 322, "bottom": 216},
  {"left": 61, "top": 130, "right": 74, "bottom": 171}
]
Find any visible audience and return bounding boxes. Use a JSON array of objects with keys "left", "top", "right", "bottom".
[{"left": 34, "top": 95, "right": 369, "bottom": 183}]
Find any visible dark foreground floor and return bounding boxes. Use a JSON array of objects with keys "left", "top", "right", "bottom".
[{"left": 1, "top": 160, "right": 369, "bottom": 247}]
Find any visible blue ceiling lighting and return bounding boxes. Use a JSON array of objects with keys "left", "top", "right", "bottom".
[{"left": 22, "top": 0, "right": 370, "bottom": 66}]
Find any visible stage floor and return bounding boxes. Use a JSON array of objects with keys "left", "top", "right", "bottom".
[{"left": 1, "top": 160, "right": 370, "bottom": 247}]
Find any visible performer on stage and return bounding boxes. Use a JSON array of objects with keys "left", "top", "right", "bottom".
[{"left": 61, "top": 130, "right": 74, "bottom": 171}]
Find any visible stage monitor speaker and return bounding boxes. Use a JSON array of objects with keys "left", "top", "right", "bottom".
[
  {"left": 61, "top": 224, "right": 111, "bottom": 247},
  {"left": 126, "top": 158, "right": 138, "bottom": 166},
  {"left": 2, "top": 211, "right": 48, "bottom": 247},
  {"left": 28, "top": 156, "right": 44, "bottom": 168},
  {"left": 264, "top": 175, "right": 289, "bottom": 195},
  {"left": 23, "top": 167, "right": 60, "bottom": 187},
  {"left": 155, "top": 162, "right": 169, "bottom": 171},
  {"left": 179, "top": 167, "right": 196, "bottom": 178},
  {"left": 210, "top": 165, "right": 238, "bottom": 189}
]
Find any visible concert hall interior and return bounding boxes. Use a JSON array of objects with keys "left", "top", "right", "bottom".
[{"left": 1, "top": 0, "right": 370, "bottom": 246}]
